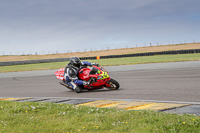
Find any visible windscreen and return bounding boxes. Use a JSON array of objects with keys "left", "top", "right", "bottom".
[{"left": 89, "top": 67, "right": 99, "bottom": 75}]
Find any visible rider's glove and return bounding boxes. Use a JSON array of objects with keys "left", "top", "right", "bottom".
[
  {"left": 83, "top": 81, "right": 90, "bottom": 85},
  {"left": 92, "top": 63, "right": 99, "bottom": 67}
]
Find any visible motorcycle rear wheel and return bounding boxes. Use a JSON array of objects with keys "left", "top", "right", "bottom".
[{"left": 106, "top": 78, "right": 120, "bottom": 90}]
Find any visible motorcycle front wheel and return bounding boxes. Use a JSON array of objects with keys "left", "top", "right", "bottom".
[{"left": 106, "top": 78, "right": 120, "bottom": 90}]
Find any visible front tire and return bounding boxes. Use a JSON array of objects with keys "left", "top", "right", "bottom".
[{"left": 106, "top": 78, "right": 120, "bottom": 90}]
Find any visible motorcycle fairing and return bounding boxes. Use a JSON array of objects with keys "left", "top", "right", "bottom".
[
  {"left": 82, "top": 66, "right": 111, "bottom": 89},
  {"left": 55, "top": 68, "right": 65, "bottom": 80},
  {"left": 98, "top": 70, "right": 109, "bottom": 80}
]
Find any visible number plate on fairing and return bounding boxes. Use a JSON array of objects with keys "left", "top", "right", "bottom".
[{"left": 100, "top": 71, "right": 109, "bottom": 79}]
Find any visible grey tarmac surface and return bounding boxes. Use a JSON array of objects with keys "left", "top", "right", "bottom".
[{"left": 0, "top": 61, "right": 200, "bottom": 102}]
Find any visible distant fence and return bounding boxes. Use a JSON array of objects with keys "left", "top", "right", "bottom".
[
  {"left": 81, "top": 49, "right": 200, "bottom": 60},
  {"left": 1, "top": 49, "right": 200, "bottom": 66},
  {"left": 0, "top": 58, "right": 70, "bottom": 66}
]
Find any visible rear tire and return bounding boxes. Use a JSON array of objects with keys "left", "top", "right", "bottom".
[
  {"left": 106, "top": 78, "right": 120, "bottom": 90},
  {"left": 75, "top": 86, "right": 82, "bottom": 93}
]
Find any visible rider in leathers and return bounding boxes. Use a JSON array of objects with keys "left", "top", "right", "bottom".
[{"left": 64, "top": 57, "right": 98, "bottom": 93}]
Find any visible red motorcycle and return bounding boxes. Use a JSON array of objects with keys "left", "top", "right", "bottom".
[{"left": 55, "top": 65, "right": 120, "bottom": 92}]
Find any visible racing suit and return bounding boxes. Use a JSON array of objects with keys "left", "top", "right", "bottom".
[{"left": 63, "top": 61, "right": 92, "bottom": 90}]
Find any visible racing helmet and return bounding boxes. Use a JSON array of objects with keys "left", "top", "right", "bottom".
[{"left": 70, "top": 57, "right": 81, "bottom": 68}]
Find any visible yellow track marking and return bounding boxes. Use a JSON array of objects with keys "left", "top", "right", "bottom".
[
  {"left": 78, "top": 100, "right": 124, "bottom": 108},
  {"left": 0, "top": 98, "right": 30, "bottom": 101},
  {"left": 1, "top": 98, "right": 190, "bottom": 111},
  {"left": 0, "top": 98, "right": 15, "bottom": 101},
  {"left": 128, "top": 103, "right": 190, "bottom": 111},
  {"left": 125, "top": 103, "right": 154, "bottom": 110},
  {"left": 98, "top": 101, "right": 152, "bottom": 109},
  {"left": 78, "top": 100, "right": 190, "bottom": 111}
]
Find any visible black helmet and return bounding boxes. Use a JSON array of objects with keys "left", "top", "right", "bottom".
[{"left": 70, "top": 57, "right": 81, "bottom": 68}]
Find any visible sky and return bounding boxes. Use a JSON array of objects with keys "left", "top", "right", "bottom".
[{"left": 0, "top": 0, "right": 200, "bottom": 55}]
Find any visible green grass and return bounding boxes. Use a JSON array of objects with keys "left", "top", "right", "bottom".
[
  {"left": 0, "top": 101, "right": 200, "bottom": 133},
  {"left": 0, "top": 53, "right": 200, "bottom": 73}
]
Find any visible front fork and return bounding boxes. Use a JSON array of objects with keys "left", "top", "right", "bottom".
[{"left": 104, "top": 78, "right": 111, "bottom": 88}]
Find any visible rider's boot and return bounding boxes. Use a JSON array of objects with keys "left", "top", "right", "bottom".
[{"left": 74, "top": 86, "right": 82, "bottom": 93}]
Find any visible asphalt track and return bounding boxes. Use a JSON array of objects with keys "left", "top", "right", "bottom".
[{"left": 0, "top": 61, "right": 200, "bottom": 103}]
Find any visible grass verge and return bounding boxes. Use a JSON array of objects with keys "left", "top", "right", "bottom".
[
  {"left": 0, "top": 101, "right": 200, "bottom": 133},
  {"left": 0, "top": 53, "right": 200, "bottom": 73}
]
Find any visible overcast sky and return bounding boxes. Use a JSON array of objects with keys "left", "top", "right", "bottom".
[{"left": 0, "top": 0, "right": 200, "bottom": 55}]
